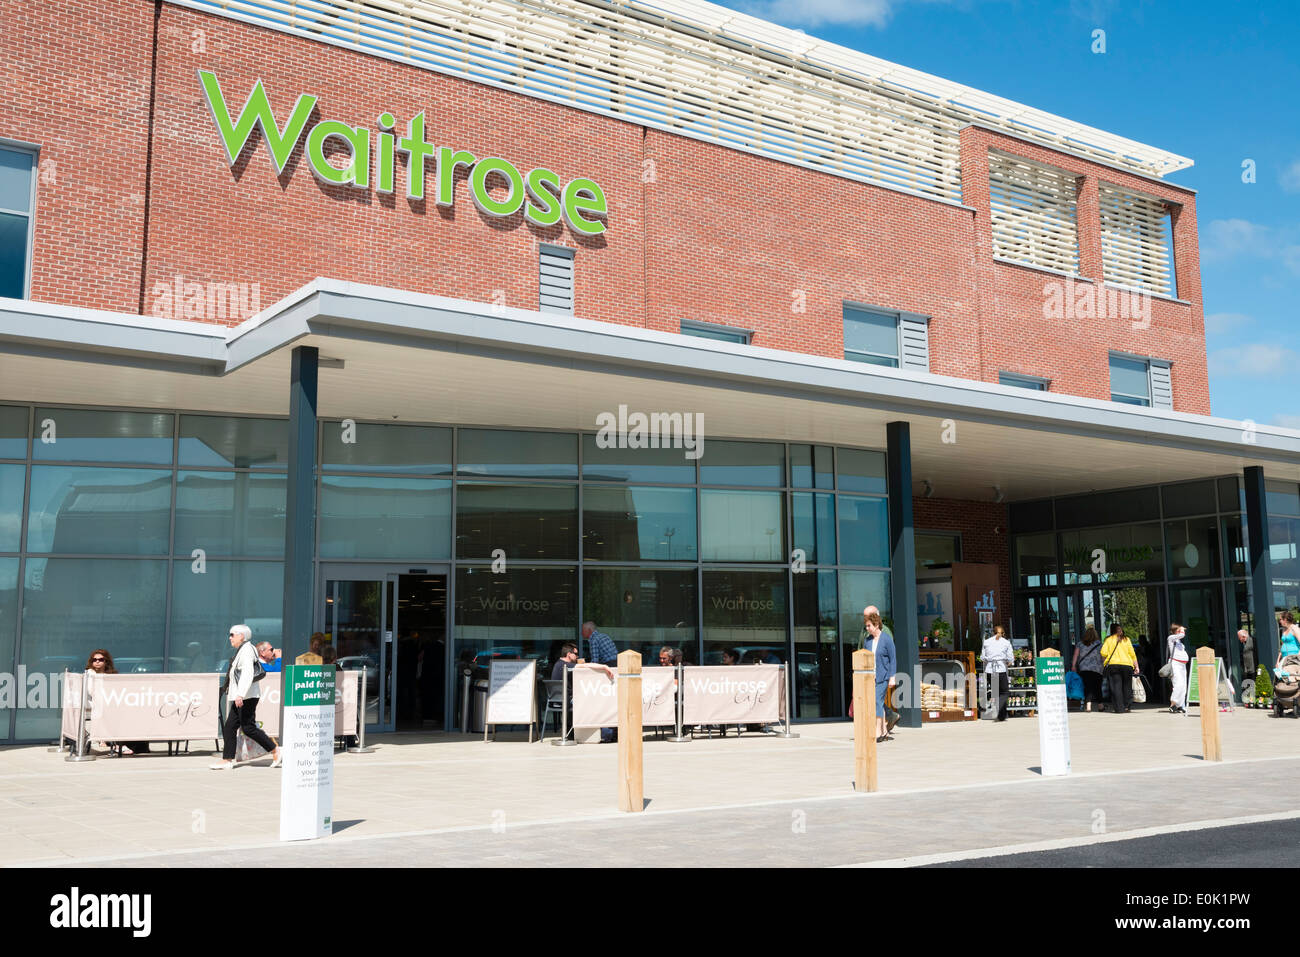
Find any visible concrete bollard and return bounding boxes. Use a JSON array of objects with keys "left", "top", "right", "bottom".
[
  {"left": 617, "top": 650, "right": 644, "bottom": 812},
  {"left": 1197, "top": 646, "right": 1221, "bottom": 762},
  {"left": 852, "top": 649, "right": 877, "bottom": 792}
]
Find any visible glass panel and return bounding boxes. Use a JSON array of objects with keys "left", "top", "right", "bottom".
[
  {"left": 326, "top": 580, "right": 385, "bottom": 726},
  {"left": 457, "top": 429, "right": 577, "bottom": 479},
  {"left": 791, "top": 492, "right": 835, "bottom": 565},
  {"left": 581, "top": 433, "right": 696, "bottom": 485},
  {"left": 1266, "top": 480, "right": 1300, "bottom": 519},
  {"left": 701, "top": 569, "right": 787, "bottom": 666},
  {"left": 1168, "top": 582, "right": 1225, "bottom": 666},
  {"left": 0, "top": 558, "right": 16, "bottom": 736},
  {"left": 835, "top": 448, "right": 887, "bottom": 494},
  {"left": 700, "top": 489, "right": 784, "bottom": 561},
  {"left": 838, "top": 569, "right": 890, "bottom": 705},
  {"left": 999, "top": 373, "right": 1046, "bottom": 390},
  {"left": 0, "top": 405, "right": 26, "bottom": 459},
  {"left": 32, "top": 408, "right": 173, "bottom": 465},
  {"left": 321, "top": 422, "right": 452, "bottom": 474},
  {"left": 1061, "top": 523, "right": 1164, "bottom": 584},
  {"left": 1219, "top": 476, "right": 1244, "bottom": 513},
  {"left": 583, "top": 567, "right": 697, "bottom": 663},
  {"left": 837, "top": 495, "right": 889, "bottom": 566},
  {"left": 583, "top": 485, "right": 696, "bottom": 561},
  {"left": 0, "top": 147, "right": 33, "bottom": 213},
  {"left": 1109, "top": 355, "right": 1150, "bottom": 400},
  {"left": 792, "top": 569, "right": 838, "bottom": 717},
  {"left": 0, "top": 212, "right": 27, "bottom": 300},
  {"left": 1165, "top": 516, "right": 1222, "bottom": 580},
  {"left": 16, "top": 558, "right": 167, "bottom": 739},
  {"left": 843, "top": 306, "right": 898, "bottom": 359},
  {"left": 1019, "top": 594, "right": 1062, "bottom": 654},
  {"left": 1227, "top": 579, "right": 1255, "bottom": 694},
  {"left": 456, "top": 483, "right": 577, "bottom": 560},
  {"left": 1055, "top": 487, "right": 1159, "bottom": 529},
  {"left": 170, "top": 561, "right": 283, "bottom": 674},
  {"left": 1269, "top": 516, "right": 1300, "bottom": 584},
  {"left": 454, "top": 565, "right": 576, "bottom": 672},
  {"left": 789, "top": 445, "right": 833, "bottom": 489},
  {"left": 26, "top": 466, "right": 171, "bottom": 554},
  {"left": 1162, "top": 480, "right": 1218, "bottom": 518},
  {"left": 0, "top": 463, "right": 23, "bottom": 552},
  {"left": 1222, "top": 515, "right": 1247, "bottom": 578},
  {"left": 698, "top": 440, "right": 784, "bottom": 487},
  {"left": 178, "top": 415, "right": 288, "bottom": 469},
  {"left": 682, "top": 323, "right": 747, "bottom": 343},
  {"left": 319, "top": 476, "right": 451, "bottom": 560},
  {"left": 174, "top": 472, "right": 286, "bottom": 557},
  {"left": 916, "top": 532, "right": 960, "bottom": 575},
  {"left": 1015, "top": 532, "right": 1058, "bottom": 588}
]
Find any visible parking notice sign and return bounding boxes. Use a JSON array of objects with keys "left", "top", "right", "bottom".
[
  {"left": 1035, "top": 656, "right": 1071, "bottom": 777},
  {"left": 279, "top": 665, "right": 335, "bottom": 841}
]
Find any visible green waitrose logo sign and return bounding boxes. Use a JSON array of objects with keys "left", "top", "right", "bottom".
[{"left": 198, "top": 70, "right": 608, "bottom": 236}]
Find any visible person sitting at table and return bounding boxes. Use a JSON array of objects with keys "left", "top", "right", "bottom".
[
  {"left": 552, "top": 642, "right": 580, "bottom": 682},
  {"left": 658, "top": 646, "right": 680, "bottom": 668},
  {"left": 83, "top": 650, "right": 149, "bottom": 756},
  {"left": 721, "top": 648, "right": 740, "bottom": 666},
  {"left": 256, "top": 642, "right": 282, "bottom": 673}
]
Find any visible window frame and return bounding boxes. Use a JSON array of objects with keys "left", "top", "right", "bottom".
[
  {"left": 842, "top": 302, "right": 901, "bottom": 368},
  {"left": 998, "top": 371, "right": 1050, "bottom": 391},
  {"left": 1108, "top": 351, "right": 1153, "bottom": 407},
  {"left": 679, "top": 319, "right": 753, "bottom": 345},
  {"left": 0, "top": 138, "right": 39, "bottom": 301}
]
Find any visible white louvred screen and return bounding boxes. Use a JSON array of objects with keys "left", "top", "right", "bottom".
[
  {"left": 1100, "top": 184, "right": 1175, "bottom": 298},
  {"left": 987, "top": 150, "right": 1079, "bottom": 275},
  {"left": 183, "top": 0, "right": 1190, "bottom": 207}
]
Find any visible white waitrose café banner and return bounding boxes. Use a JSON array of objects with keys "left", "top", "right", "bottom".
[
  {"left": 682, "top": 665, "right": 783, "bottom": 724},
  {"left": 279, "top": 664, "right": 335, "bottom": 842},
  {"left": 62, "top": 673, "right": 222, "bottom": 742},
  {"left": 571, "top": 664, "right": 678, "bottom": 728},
  {"left": 1035, "top": 656, "right": 1071, "bottom": 776},
  {"left": 486, "top": 659, "right": 537, "bottom": 725},
  {"left": 244, "top": 670, "right": 359, "bottom": 741}
]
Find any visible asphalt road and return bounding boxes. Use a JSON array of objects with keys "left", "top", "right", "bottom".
[{"left": 928, "top": 816, "right": 1300, "bottom": 867}]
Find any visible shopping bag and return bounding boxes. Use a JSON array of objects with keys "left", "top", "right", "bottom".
[
  {"left": 1131, "top": 676, "right": 1147, "bottom": 704},
  {"left": 1065, "top": 671, "right": 1084, "bottom": 700}
]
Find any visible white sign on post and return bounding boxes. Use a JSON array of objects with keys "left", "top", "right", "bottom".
[
  {"left": 279, "top": 664, "right": 335, "bottom": 842},
  {"left": 1035, "top": 655, "right": 1070, "bottom": 776},
  {"left": 485, "top": 659, "right": 537, "bottom": 740}
]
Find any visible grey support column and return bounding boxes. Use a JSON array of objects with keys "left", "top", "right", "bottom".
[
  {"left": 281, "top": 346, "right": 319, "bottom": 669},
  {"left": 1244, "top": 466, "right": 1278, "bottom": 667},
  {"left": 887, "top": 421, "right": 920, "bottom": 730}
]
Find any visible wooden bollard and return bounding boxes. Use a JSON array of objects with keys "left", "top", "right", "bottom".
[
  {"left": 1197, "top": 646, "right": 1221, "bottom": 762},
  {"left": 617, "top": 650, "right": 644, "bottom": 812},
  {"left": 851, "top": 649, "right": 878, "bottom": 792}
]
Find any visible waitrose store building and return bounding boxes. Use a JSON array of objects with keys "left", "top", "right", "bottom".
[{"left": 1, "top": 0, "right": 1299, "bottom": 742}]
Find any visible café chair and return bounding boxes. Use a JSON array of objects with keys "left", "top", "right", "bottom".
[{"left": 539, "top": 679, "right": 570, "bottom": 742}]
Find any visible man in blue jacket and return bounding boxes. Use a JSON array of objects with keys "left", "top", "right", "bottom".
[{"left": 862, "top": 608, "right": 897, "bottom": 742}]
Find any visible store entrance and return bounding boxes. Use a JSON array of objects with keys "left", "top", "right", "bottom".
[
  {"left": 319, "top": 565, "right": 449, "bottom": 734},
  {"left": 1064, "top": 584, "right": 1164, "bottom": 684}
]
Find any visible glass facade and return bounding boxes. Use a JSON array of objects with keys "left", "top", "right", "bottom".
[
  {"left": 0, "top": 406, "right": 892, "bottom": 739},
  {"left": 1012, "top": 476, "right": 1252, "bottom": 693}
]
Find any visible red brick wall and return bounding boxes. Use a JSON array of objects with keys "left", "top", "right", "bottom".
[
  {"left": 1, "top": 0, "right": 1208, "bottom": 412},
  {"left": 915, "top": 497, "right": 1013, "bottom": 633}
]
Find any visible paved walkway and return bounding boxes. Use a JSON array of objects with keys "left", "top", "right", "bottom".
[{"left": 1, "top": 707, "right": 1296, "bottom": 867}]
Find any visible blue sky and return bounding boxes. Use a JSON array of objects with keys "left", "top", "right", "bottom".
[{"left": 710, "top": 0, "right": 1300, "bottom": 426}]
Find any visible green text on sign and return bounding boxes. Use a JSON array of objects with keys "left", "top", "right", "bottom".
[
  {"left": 284, "top": 665, "right": 337, "bottom": 707},
  {"left": 1035, "top": 657, "right": 1065, "bottom": 685}
]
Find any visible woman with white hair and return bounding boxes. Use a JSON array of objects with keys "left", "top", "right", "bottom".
[{"left": 211, "top": 624, "right": 281, "bottom": 770}]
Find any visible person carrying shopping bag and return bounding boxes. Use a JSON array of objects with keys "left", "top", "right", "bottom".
[
  {"left": 212, "top": 624, "right": 281, "bottom": 770},
  {"left": 1100, "top": 624, "right": 1140, "bottom": 714}
]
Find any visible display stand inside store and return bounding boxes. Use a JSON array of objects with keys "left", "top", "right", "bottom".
[{"left": 1006, "top": 647, "right": 1039, "bottom": 716}]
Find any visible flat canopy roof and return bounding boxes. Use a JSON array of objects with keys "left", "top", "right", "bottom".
[{"left": 0, "top": 281, "right": 1293, "bottom": 502}]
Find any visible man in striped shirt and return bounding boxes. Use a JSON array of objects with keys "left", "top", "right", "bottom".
[{"left": 582, "top": 621, "right": 618, "bottom": 742}]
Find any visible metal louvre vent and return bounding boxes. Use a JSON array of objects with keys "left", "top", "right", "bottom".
[
  {"left": 899, "top": 313, "right": 930, "bottom": 372},
  {"left": 539, "top": 244, "right": 575, "bottom": 314},
  {"left": 987, "top": 150, "right": 1079, "bottom": 275},
  {"left": 182, "top": 0, "right": 1191, "bottom": 208},
  {"left": 1149, "top": 359, "right": 1172, "bottom": 409},
  {"left": 1100, "top": 184, "right": 1175, "bottom": 297}
]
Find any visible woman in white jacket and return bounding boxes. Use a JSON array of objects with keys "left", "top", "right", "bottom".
[
  {"left": 211, "top": 624, "right": 281, "bottom": 769},
  {"left": 1166, "top": 623, "right": 1190, "bottom": 714}
]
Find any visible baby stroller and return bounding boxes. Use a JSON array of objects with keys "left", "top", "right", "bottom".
[{"left": 1274, "top": 655, "right": 1300, "bottom": 718}]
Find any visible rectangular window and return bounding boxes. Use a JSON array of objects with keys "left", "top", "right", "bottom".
[
  {"left": 988, "top": 150, "right": 1080, "bottom": 275},
  {"left": 843, "top": 305, "right": 899, "bottom": 367},
  {"left": 1100, "top": 183, "right": 1176, "bottom": 298},
  {"left": 583, "top": 485, "right": 696, "bottom": 561},
  {"left": 0, "top": 144, "right": 36, "bottom": 300},
  {"left": 680, "top": 319, "right": 752, "bottom": 344},
  {"left": 1109, "top": 354, "right": 1152, "bottom": 407},
  {"left": 998, "top": 372, "right": 1048, "bottom": 391},
  {"left": 538, "top": 244, "right": 574, "bottom": 315}
]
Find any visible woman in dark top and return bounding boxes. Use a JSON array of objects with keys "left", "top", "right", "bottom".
[{"left": 1071, "top": 628, "right": 1103, "bottom": 712}]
